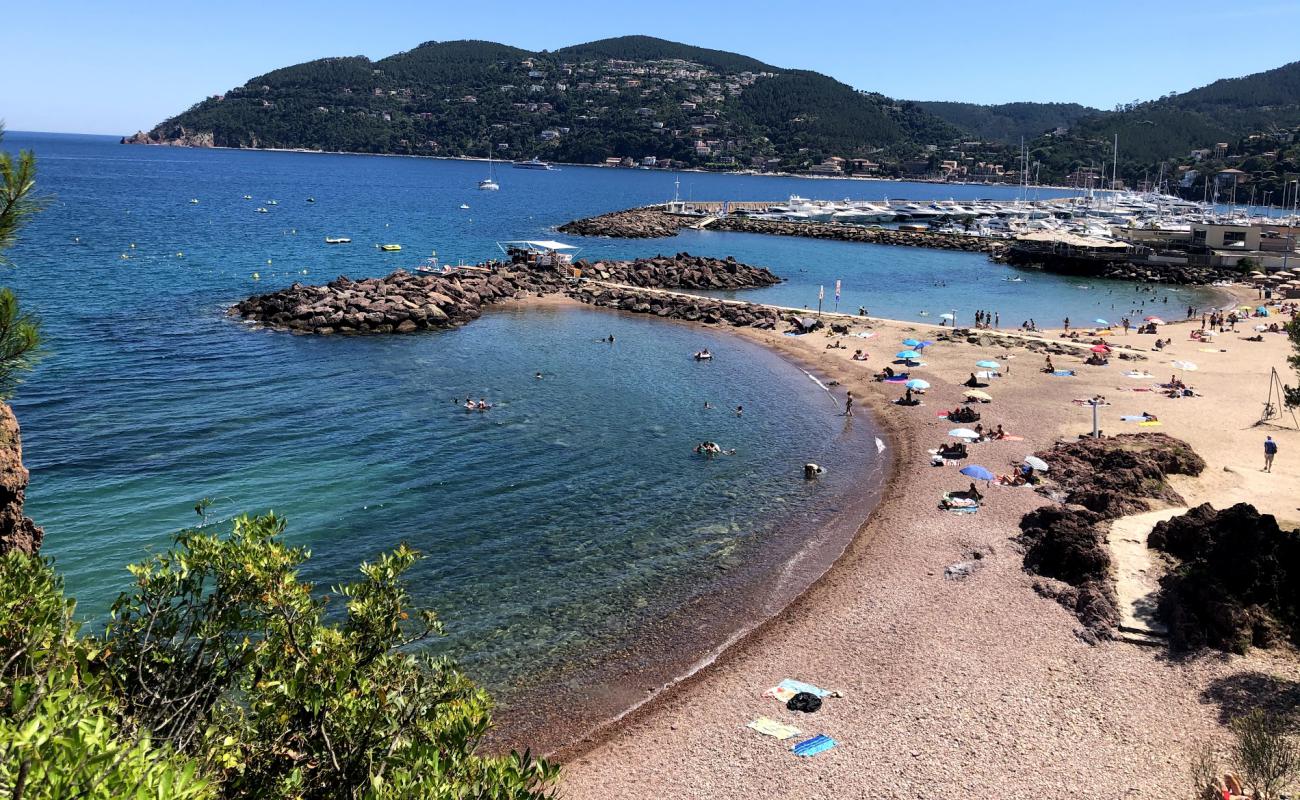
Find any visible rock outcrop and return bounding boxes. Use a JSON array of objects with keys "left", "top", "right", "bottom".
[
  {"left": 120, "top": 126, "right": 216, "bottom": 147},
  {"left": 1015, "top": 433, "right": 1205, "bottom": 641},
  {"left": 1149, "top": 502, "right": 1300, "bottom": 653},
  {"left": 0, "top": 403, "right": 43, "bottom": 556},
  {"left": 231, "top": 254, "right": 781, "bottom": 335},
  {"left": 558, "top": 207, "right": 689, "bottom": 239}
]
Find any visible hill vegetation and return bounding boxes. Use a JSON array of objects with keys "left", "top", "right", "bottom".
[{"left": 916, "top": 101, "right": 1098, "bottom": 143}]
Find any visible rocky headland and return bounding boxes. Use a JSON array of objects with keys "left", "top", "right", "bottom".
[
  {"left": 231, "top": 253, "right": 781, "bottom": 335},
  {"left": 0, "top": 404, "right": 43, "bottom": 556}
]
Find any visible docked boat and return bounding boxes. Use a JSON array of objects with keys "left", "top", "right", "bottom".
[
  {"left": 512, "top": 157, "right": 553, "bottom": 170},
  {"left": 325, "top": 237, "right": 351, "bottom": 244},
  {"left": 378, "top": 243, "right": 402, "bottom": 251}
]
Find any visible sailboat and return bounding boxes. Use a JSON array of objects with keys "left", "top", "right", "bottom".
[{"left": 478, "top": 148, "right": 500, "bottom": 191}]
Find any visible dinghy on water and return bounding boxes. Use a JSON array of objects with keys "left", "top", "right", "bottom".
[
  {"left": 378, "top": 243, "right": 402, "bottom": 251},
  {"left": 325, "top": 237, "right": 351, "bottom": 244}
]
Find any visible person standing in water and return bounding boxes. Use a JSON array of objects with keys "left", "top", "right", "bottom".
[{"left": 844, "top": 391, "right": 854, "bottom": 417}]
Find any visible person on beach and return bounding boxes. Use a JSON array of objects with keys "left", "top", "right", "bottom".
[
  {"left": 1264, "top": 436, "right": 1278, "bottom": 472},
  {"left": 1063, "top": 317, "right": 1070, "bottom": 332},
  {"left": 844, "top": 391, "right": 854, "bottom": 417},
  {"left": 1044, "top": 356, "right": 1055, "bottom": 373}
]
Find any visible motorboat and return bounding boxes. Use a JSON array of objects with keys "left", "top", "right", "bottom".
[
  {"left": 255, "top": 207, "right": 268, "bottom": 213},
  {"left": 460, "top": 203, "right": 470, "bottom": 210},
  {"left": 324, "top": 237, "right": 351, "bottom": 244},
  {"left": 378, "top": 244, "right": 402, "bottom": 251},
  {"left": 512, "top": 157, "right": 553, "bottom": 170}
]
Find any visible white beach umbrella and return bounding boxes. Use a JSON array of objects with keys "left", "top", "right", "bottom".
[
  {"left": 1024, "top": 455, "right": 1050, "bottom": 472},
  {"left": 1172, "top": 360, "right": 1198, "bottom": 371},
  {"left": 948, "top": 428, "right": 980, "bottom": 439}
]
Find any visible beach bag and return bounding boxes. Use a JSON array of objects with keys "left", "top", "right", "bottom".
[{"left": 786, "top": 692, "right": 822, "bottom": 713}]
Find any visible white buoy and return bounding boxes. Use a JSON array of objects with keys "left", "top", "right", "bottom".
[{"left": 252, "top": 272, "right": 260, "bottom": 280}]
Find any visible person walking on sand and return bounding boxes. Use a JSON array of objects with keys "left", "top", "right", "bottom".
[
  {"left": 1264, "top": 435, "right": 1278, "bottom": 472},
  {"left": 844, "top": 391, "right": 855, "bottom": 417}
]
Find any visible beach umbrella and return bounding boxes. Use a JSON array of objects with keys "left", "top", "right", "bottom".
[
  {"left": 1172, "top": 360, "right": 1198, "bottom": 371},
  {"left": 1024, "top": 455, "right": 1050, "bottom": 472},
  {"left": 963, "top": 389, "right": 992, "bottom": 401},
  {"left": 975, "top": 359, "right": 1000, "bottom": 369},
  {"left": 896, "top": 350, "right": 921, "bottom": 360},
  {"left": 960, "top": 465, "right": 996, "bottom": 481},
  {"left": 1090, "top": 344, "right": 1111, "bottom": 353},
  {"left": 902, "top": 338, "right": 922, "bottom": 347},
  {"left": 948, "top": 427, "right": 980, "bottom": 439},
  {"left": 920, "top": 340, "right": 936, "bottom": 347},
  {"left": 904, "top": 378, "right": 930, "bottom": 390},
  {"left": 1094, "top": 318, "right": 1109, "bottom": 326},
  {"left": 1144, "top": 316, "right": 1165, "bottom": 324},
  {"left": 1257, "top": 306, "right": 1269, "bottom": 316},
  {"left": 1250, "top": 271, "right": 1265, "bottom": 277},
  {"left": 939, "top": 313, "right": 955, "bottom": 320}
]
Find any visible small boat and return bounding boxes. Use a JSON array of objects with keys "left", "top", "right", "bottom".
[
  {"left": 378, "top": 243, "right": 402, "bottom": 251},
  {"left": 255, "top": 207, "right": 269, "bottom": 213},
  {"left": 325, "top": 237, "right": 351, "bottom": 244},
  {"left": 1003, "top": 276, "right": 1024, "bottom": 282},
  {"left": 512, "top": 157, "right": 553, "bottom": 170},
  {"left": 189, "top": 198, "right": 199, "bottom": 204},
  {"left": 242, "top": 195, "right": 252, "bottom": 200},
  {"left": 266, "top": 200, "right": 279, "bottom": 205},
  {"left": 693, "top": 351, "right": 713, "bottom": 361},
  {"left": 460, "top": 203, "right": 470, "bottom": 210},
  {"left": 306, "top": 197, "right": 315, "bottom": 203},
  {"left": 477, "top": 178, "right": 499, "bottom": 191}
]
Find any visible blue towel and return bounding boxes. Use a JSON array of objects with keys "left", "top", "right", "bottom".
[
  {"left": 792, "top": 734, "right": 837, "bottom": 757},
  {"left": 1052, "top": 370, "right": 1076, "bottom": 377},
  {"left": 777, "top": 679, "right": 832, "bottom": 698}
]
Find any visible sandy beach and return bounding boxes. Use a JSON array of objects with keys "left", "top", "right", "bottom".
[{"left": 549, "top": 285, "right": 1300, "bottom": 799}]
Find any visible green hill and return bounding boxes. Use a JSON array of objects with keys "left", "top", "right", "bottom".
[
  {"left": 125, "top": 36, "right": 959, "bottom": 169},
  {"left": 916, "top": 101, "right": 1098, "bottom": 143}
]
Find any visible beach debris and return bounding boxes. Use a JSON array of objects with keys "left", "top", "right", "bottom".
[
  {"left": 791, "top": 734, "right": 837, "bottom": 757},
  {"left": 944, "top": 561, "right": 979, "bottom": 580},
  {"left": 786, "top": 692, "right": 822, "bottom": 713},
  {"left": 874, "top": 437, "right": 886, "bottom": 454},
  {"left": 746, "top": 717, "right": 802, "bottom": 741}
]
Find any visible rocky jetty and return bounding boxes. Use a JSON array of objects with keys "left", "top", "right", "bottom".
[
  {"left": 558, "top": 207, "right": 689, "bottom": 238},
  {"left": 712, "top": 216, "right": 1004, "bottom": 254},
  {"left": 1149, "top": 502, "right": 1300, "bottom": 653},
  {"left": 0, "top": 404, "right": 43, "bottom": 556},
  {"left": 578, "top": 253, "right": 780, "bottom": 290},
  {"left": 231, "top": 254, "right": 781, "bottom": 335},
  {"left": 1015, "top": 433, "right": 1205, "bottom": 640},
  {"left": 567, "top": 284, "right": 781, "bottom": 329}
]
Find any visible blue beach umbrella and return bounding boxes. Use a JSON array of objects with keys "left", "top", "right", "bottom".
[
  {"left": 896, "top": 350, "right": 921, "bottom": 360},
  {"left": 902, "top": 338, "right": 922, "bottom": 347},
  {"left": 960, "top": 465, "right": 995, "bottom": 481},
  {"left": 975, "top": 359, "right": 1000, "bottom": 369},
  {"left": 905, "top": 379, "right": 930, "bottom": 390},
  {"left": 920, "top": 340, "right": 935, "bottom": 347}
]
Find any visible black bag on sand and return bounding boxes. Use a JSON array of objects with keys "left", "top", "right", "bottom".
[{"left": 786, "top": 692, "right": 822, "bottom": 713}]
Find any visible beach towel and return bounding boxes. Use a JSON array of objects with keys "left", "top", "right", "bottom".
[
  {"left": 852, "top": 332, "right": 877, "bottom": 340},
  {"left": 884, "top": 376, "right": 909, "bottom": 383},
  {"left": 1139, "top": 420, "right": 1163, "bottom": 427},
  {"left": 747, "top": 717, "right": 802, "bottom": 741},
  {"left": 1120, "top": 415, "right": 1147, "bottom": 422},
  {"left": 792, "top": 735, "right": 837, "bottom": 757},
  {"left": 1052, "top": 370, "right": 1076, "bottom": 377},
  {"left": 764, "top": 686, "right": 798, "bottom": 703},
  {"left": 777, "top": 679, "right": 836, "bottom": 698},
  {"left": 1199, "top": 348, "right": 1226, "bottom": 353},
  {"left": 996, "top": 435, "right": 1025, "bottom": 442}
]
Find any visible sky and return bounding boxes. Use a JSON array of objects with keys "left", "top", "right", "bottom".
[{"left": 3, "top": 0, "right": 1299, "bottom": 135}]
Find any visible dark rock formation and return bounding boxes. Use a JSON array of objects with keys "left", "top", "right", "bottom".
[
  {"left": 1017, "top": 505, "right": 1118, "bottom": 642},
  {"left": 1031, "top": 433, "right": 1205, "bottom": 517},
  {"left": 0, "top": 404, "right": 44, "bottom": 556},
  {"left": 1149, "top": 502, "right": 1300, "bottom": 653},
  {"left": 231, "top": 254, "right": 781, "bottom": 335},
  {"left": 121, "top": 126, "right": 215, "bottom": 148},
  {"left": 1014, "top": 433, "right": 1205, "bottom": 641},
  {"left": 558, "top": 207, "right": 689, "bottom": 238}
]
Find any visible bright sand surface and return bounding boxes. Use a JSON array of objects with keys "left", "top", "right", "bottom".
[{"left": 552, "top": 286, "right": 1300, "bottom": 799}]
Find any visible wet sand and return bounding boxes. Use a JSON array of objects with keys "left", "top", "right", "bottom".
[{"left": 549, "top": 286, "right": 1300, "bottom": 799}]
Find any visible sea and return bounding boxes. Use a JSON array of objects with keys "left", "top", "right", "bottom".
[{"left": 1, "top": 132, "right": 1223, "bottom": 734}]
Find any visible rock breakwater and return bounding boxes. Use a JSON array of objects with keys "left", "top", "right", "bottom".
[
  {"left": 231, "top": 254, "right": 781, "bottom": 335},
  {"left": 568, "top": 285, "right": 781, "bottom": 329}
]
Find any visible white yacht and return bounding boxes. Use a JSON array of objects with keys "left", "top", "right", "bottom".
[{"left": 478, "top": 150, "right": 500, "bottom": 190}]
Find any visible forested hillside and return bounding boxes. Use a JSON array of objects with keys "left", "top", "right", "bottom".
[
  {"left": 916, "top": 101, "right": 1098, "bottom": 143},
  {"left": 127, "top": 36, "right": 958, "bottom": 170}
]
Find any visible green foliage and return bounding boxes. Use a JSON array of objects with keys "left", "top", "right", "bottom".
[
  {"left": 1287, "top": 318, "right": 1300, "bottom": 408},
  {"left": 1231, "top": 709, "right": 1299, "bottom": 799},
  {"left": 0, "top": 124, "right": 45, "bottom": 399},
  {"left": 1, "top": 514, "right": 559, "bottom": 799},
  {"left": 916, "top": 101, "right": 1098, "bottom": 143},
  {"left": 0, "top": 551, "right": 213, "bottom": 800}
]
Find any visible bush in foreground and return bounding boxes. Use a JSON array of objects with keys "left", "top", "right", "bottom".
[{"left": 1, "top": 513, "right": 557, "bottom": 799}]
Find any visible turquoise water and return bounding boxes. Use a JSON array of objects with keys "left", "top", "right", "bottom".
[{"left": 2, "top": 133, "right": 1218, "bottom": 699}]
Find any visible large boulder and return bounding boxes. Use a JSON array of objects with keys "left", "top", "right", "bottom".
[{"left": 0, "top": 404, "right": 43, "bottom": 556}]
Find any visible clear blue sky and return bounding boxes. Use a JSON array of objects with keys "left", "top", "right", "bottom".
[{"left": 3, "top": 0, "right": 1298, "bottom": 135}]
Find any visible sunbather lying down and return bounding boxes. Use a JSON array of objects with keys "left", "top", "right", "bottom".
[{"left": 934, "top": 442, "right": 968, "bottom": 459}]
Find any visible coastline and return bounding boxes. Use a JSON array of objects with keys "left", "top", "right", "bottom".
[
  {"left": 551, "top": 284, "right": 1300, "bottom": 798},
  {"left": 114, "top": 139, "right": 1082, "bottom": 192},
  {"left": 483, "top": 293, "right": 892, "bottom": 758}
]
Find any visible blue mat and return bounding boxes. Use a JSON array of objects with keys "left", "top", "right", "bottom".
[{"left": 792, "top": 734, "right": 837, "bottom": 757}]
